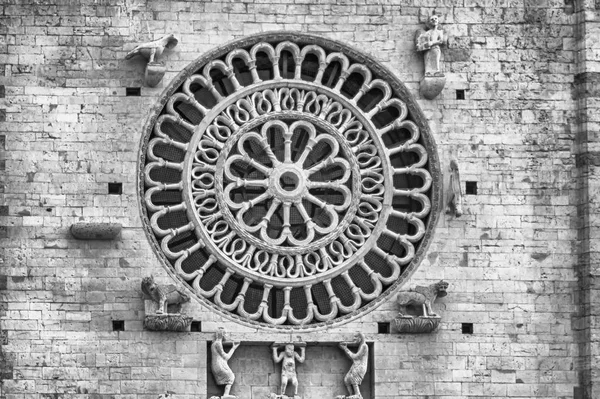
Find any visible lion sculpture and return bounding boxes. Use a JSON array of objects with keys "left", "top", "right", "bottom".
[
  {"left": 141, "top": 275, "right": 190, "bottom": 314},
  {"left": 396, "top": 280, "right": 448, "bottom": 318}
]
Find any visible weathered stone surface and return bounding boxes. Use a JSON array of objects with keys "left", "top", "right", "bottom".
[
  {"left": 0, "top": 0, "right": 593, "bottom": 398},
  {"left": 393, "top": 316, "right": 441, "bottom": 333},
  {"left": 70, "top": 222, "right": 122, "bottom": 240},
  {"left": 420, "top": 75, "right": 446, "bottom": 100},
  {"left": 143, "top": 314, "right": 193, "bottom": 332}
]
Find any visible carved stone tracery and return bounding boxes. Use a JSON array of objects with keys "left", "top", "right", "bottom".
[{"left": 140, "top": 33, "right": 441, "bottom": 329}]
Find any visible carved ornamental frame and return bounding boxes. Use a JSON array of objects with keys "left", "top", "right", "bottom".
[{"left": 137, "top": 32, "right": 442, "bottom": 330}]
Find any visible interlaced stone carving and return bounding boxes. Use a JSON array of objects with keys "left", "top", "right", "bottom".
[{"left": 140, "top": 33, "right": 441, "bottom": 328}]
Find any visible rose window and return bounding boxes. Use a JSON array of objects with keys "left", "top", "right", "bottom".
[{"left": 140, "top": 33, "right": 441, "bottom": 328}]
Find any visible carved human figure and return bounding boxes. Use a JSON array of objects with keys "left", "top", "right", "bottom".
[
  {"left": 415, "top": 15, "right": 445, "bottom": 76},
  {"left": 272, "top": 343, "right": 306, "bottom": 396},
  {"left": 339, "top": 333, "right": 368, "bottom": 398},
  {"left": 447, "top": 159, "right": 463, "bottom": 217},
  {"left": 210, "top": 328, "right": 240, "bottom": 397}
]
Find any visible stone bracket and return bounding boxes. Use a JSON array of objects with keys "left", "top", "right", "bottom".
[
  {"left": 393, "top": 316, "right": 441, "bottom": 333},
  {"left": 70, "top": 222, "right": 122, "bottom": 240},
  {"left": 420, "top": 75, "right": 446, "bottom": 100}
]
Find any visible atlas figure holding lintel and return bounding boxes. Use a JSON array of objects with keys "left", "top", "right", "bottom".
[{"left": 271, "top": 342, "right": 306, "bottom": 398}]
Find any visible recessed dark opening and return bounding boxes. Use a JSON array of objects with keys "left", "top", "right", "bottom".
[
  {"left": 190, "top": 321, "right": 202, "bottom": 332},
  {"left": 357, "top": 88, "right": 384, "bottom": 113},
  {"left": 108, "top": 182, "right": 122, "bottom": 195},
  {"left": 112, "top": 320, "right": 125, "bottom": 331},
  {"left": 126, "top": 87, "right": 141, "bottom": 96},
  {"left": 466, "top": 181, "right": 477, "bottom": 195},
  {"left": 255, "top": 51, "right": 274, "bottom": 81},
  {"left": 232, "top": 57, "right": 253, "bottom": 87},
  {"left": 340, "top": 72, "right": 365, "bottom": 99},
  {"left": 377, "top": 322, "right": 391, "bottom": 334},
  {"left": 462, "top": 323, "right": 473, "bottom": 334},
  {"left": 209, "top": 68, "right": 235, "bottom": 97},
  {"left": 322, "top": 61, "right": 342, "bottom": 88},
  {"left": 278, "top": 50, "right": 296, "bottom": 79},
  {"left": 279, "top": 171, "right": 299, "bottom": 191},
  {"left": 456, "top": 89, "right": 466, "bottom": 100},
  {"left": 300, "top": 53, "right": 320, "bottom": 82}
]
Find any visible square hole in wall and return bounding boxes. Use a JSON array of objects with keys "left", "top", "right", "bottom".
[
  {"left": 465, "top": 181, "right": 477, "bottom": 195},
  {"left": 190, "top": 321, "right": 202, "bottom": 332},
  {"left": 377, "top": 322, "right": 390, "bottom": 334},
  {"left": 456, "top": 89, "right": 466, "bottom": 100},
  {"left": 112, "top": 320, "right": 125, "bottom": 331},
  {"left": 126, "top": 87, "right": 141, "bottom": 96},
  {"left": 462, "top": 323, "right": 473, "bottom": 334},
  {"left": 108, "top": 182, "right": 122, "bottom": 195}
]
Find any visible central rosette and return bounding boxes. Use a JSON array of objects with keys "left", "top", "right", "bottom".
[
  {"left": 187, "top": 86, "right": 393, "bottom": 284},
  {"left": 221, "top": 119, "right": 354, "bottom": 249}
]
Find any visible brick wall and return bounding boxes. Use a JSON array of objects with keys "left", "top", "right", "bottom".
[{"left": 0, "top": 0, "right": 591, "bottom": 398}]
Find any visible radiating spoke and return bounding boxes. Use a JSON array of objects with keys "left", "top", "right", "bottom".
[{"left": 238, "top": 131, "right": 280, "bottom": 167}]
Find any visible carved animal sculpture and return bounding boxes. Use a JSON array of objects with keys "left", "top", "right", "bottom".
[
  {"left": 141, "top": 275, "right": 190, "bottom": 314},
  {"left": 396, "top": 280, "right": 448, "bottom": 318},
  {"left": 125, "top": 34, "right": 178, "bottom": 63}
]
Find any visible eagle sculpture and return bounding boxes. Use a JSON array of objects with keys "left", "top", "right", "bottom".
[{"left": 125, "top": 33, "right": 178, "bottom": 63}]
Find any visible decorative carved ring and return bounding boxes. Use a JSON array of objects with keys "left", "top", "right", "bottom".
[{"left": 139, "top": 32, "right": 441, "bottom": 329}]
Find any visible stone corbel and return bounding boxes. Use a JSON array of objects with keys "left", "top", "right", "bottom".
[
  {"left": 125, "top": 34, "right": 178, "bottom": 87},
  {"left": 70, "top": 222, "right": 121, "bottom": 240}
]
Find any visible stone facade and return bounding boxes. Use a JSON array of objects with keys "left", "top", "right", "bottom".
[{"left": 0, "top": 0, "right": 598, "bottom": 398}]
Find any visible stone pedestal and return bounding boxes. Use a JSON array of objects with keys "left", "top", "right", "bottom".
[
  {"left": 393, "top": 315, "right": 440, "bottom": 333},
  {"left": 143, "top": 313, "right": 192, "bottom": 331},
  {"left": 145, "top": 61, "right": 167, "bottom": 87},
  {"left": 419, "top": 74, "right": 446, "bottom": 100},
  {"left": 143, "top": 299, "right": 192, "bottom": 332}
]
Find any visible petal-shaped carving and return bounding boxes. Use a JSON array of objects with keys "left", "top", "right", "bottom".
[
  {"left": 226, "top": 48, "right": 260, "bottom": 85},
  {"left": 160, "top": 222, "right": 196, "bottom": 259},
  {"left": 275, "top": 41, "right": 302, "bottom": 79},
  {"left": 203, "top": 59, "right": 241, "bottom": 93},
  {"left": 250, "top": 42, "right": 278, "bottom": 80},
  {"left": 300, "top": 44, "right": 327, "bottom": 82}
]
